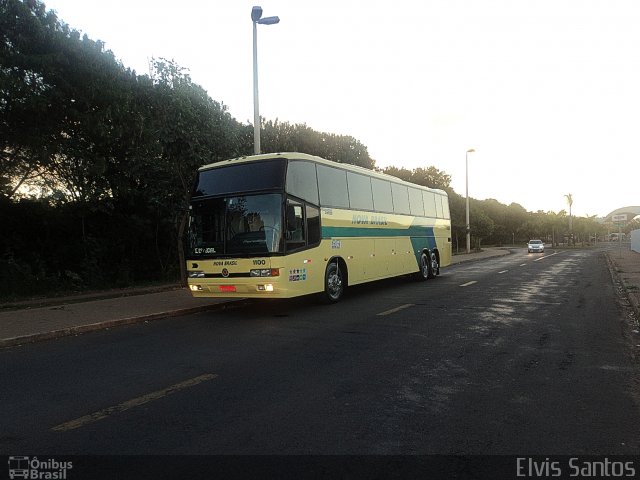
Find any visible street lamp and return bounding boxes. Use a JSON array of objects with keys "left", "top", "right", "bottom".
[
  {"left": 465, "top": 148, "right": 475, "bottom": 254},
  {"left": 251, "top": 6, "right": 280, "bottom": 155}
]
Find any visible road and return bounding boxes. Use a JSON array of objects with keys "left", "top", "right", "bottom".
[{"left": 2, "top": 247, "right": 639, "bottom": 456}]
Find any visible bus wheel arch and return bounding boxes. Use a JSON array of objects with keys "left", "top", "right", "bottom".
[{"left": 323, "top": 257, "right": 348, "bottom": 303}]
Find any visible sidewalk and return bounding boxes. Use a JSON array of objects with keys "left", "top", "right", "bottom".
[
  {"left": 0, "top": 289, "right": 240, "bottom": 348},
  {"left": 606, "top": 246, "right": 640, "bottom": 318},
  {"left": 0, "top": 247, "right": 508, "bottom": 348}
]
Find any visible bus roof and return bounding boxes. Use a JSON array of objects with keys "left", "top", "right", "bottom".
[{"left": 198, "top": 153, "right": 448, "bottom": 196}]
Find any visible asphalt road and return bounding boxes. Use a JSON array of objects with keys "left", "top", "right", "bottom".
[{"left": 2, "top": 247, "right": 639, "bottom": 456}]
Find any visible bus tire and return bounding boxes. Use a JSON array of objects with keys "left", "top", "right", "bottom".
[
  {"left": 323, "top": 261, "right": 345, "bottom": 303},
  {"left": 416, "top": 252, "right": 430, "bottom": 281},
  {"left": 428, "top": 250, "right": 439, "bottom": 279}
]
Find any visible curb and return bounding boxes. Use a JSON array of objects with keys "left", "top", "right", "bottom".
[
  {"left": 451, "top": 248, "right": 512, "bottom": 265},
  {"left": 0, "top": 284, "right": 184, "bottom": 311},
  {"left": 604, "top": 252, "right": 640, "bottom": 322},
  {"left": 0, "top": 300, "right": 245, "bottom": 349}
]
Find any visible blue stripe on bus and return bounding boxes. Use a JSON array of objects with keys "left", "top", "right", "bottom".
[{"left": 321, "top": 226, "right": 436, "bottom": 238}]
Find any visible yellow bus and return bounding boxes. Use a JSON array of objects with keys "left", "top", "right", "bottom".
[{"left": 187, "top": 153, "right": 451, "bottom": 302}]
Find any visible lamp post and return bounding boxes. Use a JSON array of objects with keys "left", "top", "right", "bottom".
[
  {"left": 251, "top": 6, "right": 280, "bottom": 155},
  {"left": 465, "top": 148, "right": 475, "bottom": 254}
]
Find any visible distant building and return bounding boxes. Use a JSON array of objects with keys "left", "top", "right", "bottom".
[
  {"left": 632, "top": 230, "right": 640, "bottom": 253},
  {"left": 604, "top": 206, "right": 640, "bottom": 224}
]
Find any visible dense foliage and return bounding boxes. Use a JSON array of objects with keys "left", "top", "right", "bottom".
[{"left": 0, "top": 0, "right": 607, "bottom": 300}]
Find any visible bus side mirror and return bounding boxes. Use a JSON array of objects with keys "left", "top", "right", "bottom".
[{"left": 286, "top": 205, "right": 297, "bottom": 232}]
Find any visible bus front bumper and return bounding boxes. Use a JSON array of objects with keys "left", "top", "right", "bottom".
[{"left": 187, "top": 278, "right": 292, "bottom": 298}]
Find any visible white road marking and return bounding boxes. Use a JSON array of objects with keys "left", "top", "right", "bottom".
[
  {"left": 52, "top": 373, "right": 217, "bottom": 432},
  {"left": 500, "top": 299, "right": 563, "bottom": 305},
  {"left": 377, "top": 303, "right": 414, "bottom": 316},
  {"left": 459, "top": 281, "right": 478, "bottom": 287},
  {"left": 498, "top": 270, "right": 508, "bottom": 274},
  {"left": 534, "top": 252, "right": 561, "bottom": 262}
]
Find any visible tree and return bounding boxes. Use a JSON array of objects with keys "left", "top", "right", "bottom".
[
  {"left": 410, "top": 166, "right": 451, "bottom": 190},
  {"left": 470, "top": 205, "right": 495, "bottom": 250},
  {"left": 261, "top": 120, "right": 375, "bottom": 169},
  {"left": 505, "top": 202, "right": 528, "bottom": 244},
  {"left": 565, "top": 193, "right": 573, "bottom": 245},
  {"left": 573, "top": 215, "right": 604, "bottom": 245},
  {"left": 380, "top": 166, "right": 412, "bottom": 182},
  {"left": 1, "top": 0, "right": 61, "bottom": 198},
  {"left": 380, "top": 165, "right": 451, "bottom": 190},
  {"left": 147, "top": 58, "right": 245, "bottom": 283}
]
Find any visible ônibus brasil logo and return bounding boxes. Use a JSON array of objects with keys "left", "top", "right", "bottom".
[{"left": 8, "top": 456, "right": 73, "bottom": 479}]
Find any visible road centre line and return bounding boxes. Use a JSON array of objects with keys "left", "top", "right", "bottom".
[
  {"left": 501, "top": 299, "right": 563, "bottom": 305},
  {"left": 534, "top": 252, "right": 561, "bottom": 262},
  {"left": 459, "top": 281, "right": 478, "bottom": 287},
  {"left": 498, "top": 270, "right": 509, "bottom": 274},
  {"left": 51, "top": 373, "right": 217, "bottom": 432},
  {"left": 377, "top": 303, "right": 414, "bottom": 316},
  {"left": 519, "top": 263, "right": 527, "bottom": 267}
]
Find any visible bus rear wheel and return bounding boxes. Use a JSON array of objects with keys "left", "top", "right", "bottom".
[
  {"left": 324, "top": 261, "right": 344, "bottom": 303},
  {"left": 417, "top": 250, "right": 439, "bottom": 281},
  {"left": 428, "top": 250, "right": 439, "bottom": 279}
]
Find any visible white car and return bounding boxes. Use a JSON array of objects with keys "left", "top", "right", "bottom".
[{"left": 527, "top": 239, "right": 545, "bottom": 253}]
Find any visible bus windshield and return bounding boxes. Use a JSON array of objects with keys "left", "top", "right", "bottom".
[
  {"left": 192, "top": 159, "right": 286, "bottom": 197},
  {"left": 189, "top": 193, "right": 283, "bottom": 257}
]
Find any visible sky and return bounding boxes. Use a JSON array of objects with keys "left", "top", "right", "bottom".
[{"left": 42, "top": 0, "right": 640, "bottom": 218}]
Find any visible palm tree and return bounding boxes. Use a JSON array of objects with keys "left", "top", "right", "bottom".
[{"left": 565, "top": 194, "right": 573, "bottom": 245}]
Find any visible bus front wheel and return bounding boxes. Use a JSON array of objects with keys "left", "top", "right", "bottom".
[
  {"left": 324, "top": 261, "right": 344, "bottom": 303},
  {"left": 416, "top": 252, "right": 430, "bottom": 281}
]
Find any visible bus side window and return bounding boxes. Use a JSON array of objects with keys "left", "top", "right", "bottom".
[
  {"left": 286, "top": 200, "right": 306, "bottom": 250},
  {"left": 306, "top": 205, "right": 320, "bottom": 245}
]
